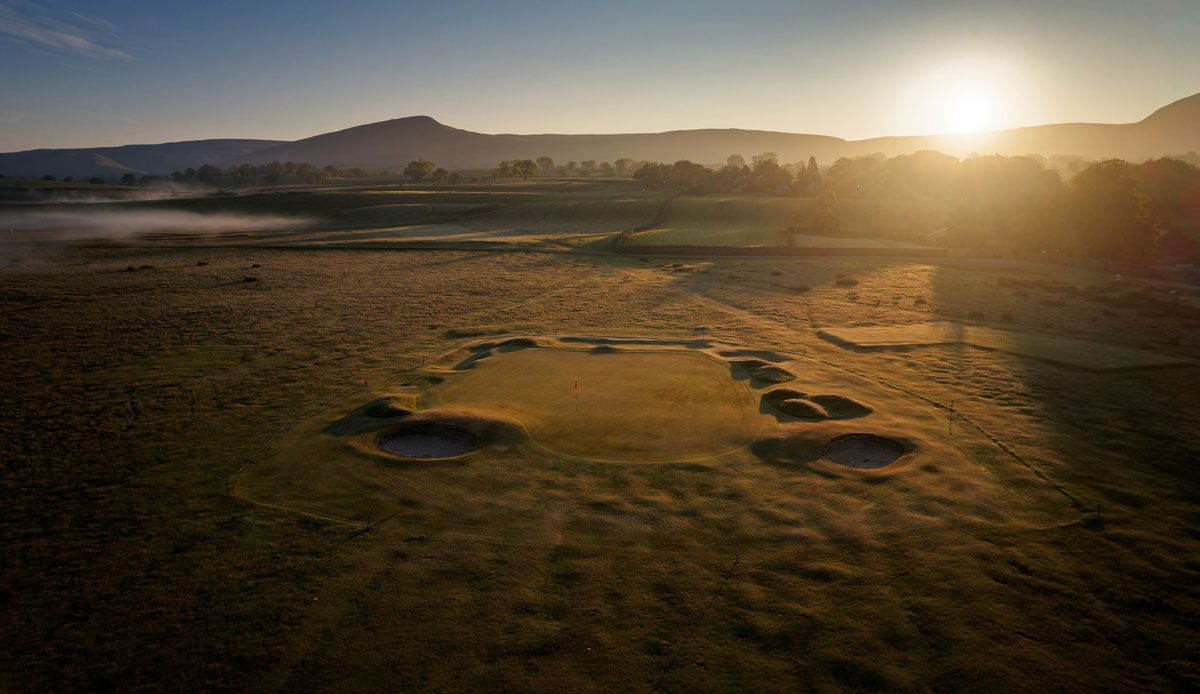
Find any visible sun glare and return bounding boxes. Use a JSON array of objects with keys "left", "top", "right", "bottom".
[
  {"left": 949, "top": 94, "right": 994, "bottom": 133},
  {"left": 900, "top": 56, "right": 1023, "bottom": 137}
]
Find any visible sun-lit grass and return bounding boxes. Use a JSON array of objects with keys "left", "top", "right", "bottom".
[
  {"left": 623, "top": 195, "right": 943, "bottom": 248},
  {"left": 2, "top": 182, "right": 1199, "bottom": 691}
]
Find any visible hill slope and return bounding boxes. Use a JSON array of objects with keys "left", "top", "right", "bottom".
[
  {"left": 0, "top": 139, "right": 284, "bottom": 181},
  {"left": 235, "top": 91, "right": 1199, "bottom": 168},
  {"left": 5, "top": 91, "right": 1196, "bottom": 178}
]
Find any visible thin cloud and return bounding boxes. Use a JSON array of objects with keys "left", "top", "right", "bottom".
[{"left": 0, "top": 4, "right": 131, "bottom": 60}]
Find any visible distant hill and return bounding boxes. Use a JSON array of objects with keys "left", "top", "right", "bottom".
[
  {"left": 0, "top": 139, "right": 284, "bottom": 181},
  {"left": 4, "top": 92, "right": 1196, "bottom": 179},
  {"left": 845, "top": 92, "right": 1200, "bottom": 160},
  {"left": 234, "top": 92, "right": 1199, "bottom": 168}
]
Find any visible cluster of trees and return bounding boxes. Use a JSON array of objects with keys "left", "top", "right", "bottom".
[
  {"left": 633, "top": 153, "right": 821, "bottom": 194},
  {"left": 632, "top": 149, "right": 1200, "bottom": 262},
  {"left": 489, "top": 157, "right": 636, "bottom": 179},
  {"left": 122, "top": 161, "right": 386, "bottom": 188},
  {"left": 823, "top": 151, "right": 1199, "bottom": 262}
]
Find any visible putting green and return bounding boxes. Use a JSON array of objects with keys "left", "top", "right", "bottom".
[{"left": 431, "top": 348, "right": 761, "bottom": 461}]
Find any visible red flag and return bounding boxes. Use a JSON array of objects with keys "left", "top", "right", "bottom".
[{"left": 574, "top": 380, "right": 578, "bottom": 391}]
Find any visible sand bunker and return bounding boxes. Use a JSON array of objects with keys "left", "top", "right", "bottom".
[
  {"left": 377, "top": 423, "right": 476, "bottom": 459},
  {"left": 822, "top": 434, "right": 904, "bottom": 469}
]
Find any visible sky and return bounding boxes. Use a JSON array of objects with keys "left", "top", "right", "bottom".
[{"left": 1, "top": 0, "right": 1197, "bottom": 151}]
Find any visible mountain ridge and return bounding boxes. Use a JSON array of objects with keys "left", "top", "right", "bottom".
[{"left": 3, "top": 92, "right": 1196, "bottom": 180}]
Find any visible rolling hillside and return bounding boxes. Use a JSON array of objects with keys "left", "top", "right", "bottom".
[
  {"left": 4, "top": 92, "right": 1196, "bottom": 179},
  {"left": 233, "top": 91, "right": 1200, "bottom": 167},
  {"left": 0, "top": 138, "right": 284, "bottom": 181}
]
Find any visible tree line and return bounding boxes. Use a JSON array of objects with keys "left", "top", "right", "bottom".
[
  {"left": 488, "top": 157, "right": 636, "bottom": 179},
  {"left": 630, "top": 150, "right": 1200, "bottom": 262}
]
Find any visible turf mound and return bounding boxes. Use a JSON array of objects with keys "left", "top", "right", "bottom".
[
  {"left": 733, "top": 359, "right": 796, "bottom": 384},
  {"left": 377, "top": 423, "right": 476, "bottom": 459},
  {"left": 763, "top": 389, "right": 873, "bottom": 421},
  {"left": 364, "top": 396, "right": 413, "bottom": 419},
  {"left": 327, "top": 394, "right": 417, "bottom": 435},
  {"left": 773, "top": 398, "right": 828, "bottom": 419},
  {"left": 808, "top": 394, "right": 873, "bottom": 419},
  {"left": 823, "top": 434, "right": 904, "bottom": 469},
  {"left": 590, "top": 345, "right": 621, "bottom": 354},
  {"left": 717, "top": 349, "right": 790, "bottom": 363},
  {"left": 495, "top": 337, "right": 538, "bottom": 351}
]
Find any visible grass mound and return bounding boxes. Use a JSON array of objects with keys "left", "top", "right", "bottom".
[
  {"left": 763, "top": 389, "right": 872, "bottom": 421},
  {"left": 809, "top": 394, "right": 873, "bottom": 419},
  {"left": 495, "top": 337, "right": 538, "bottom": 351},
  {"left": 327, "top": 394, "right": 417, "bottom": 435},
  {"left": 775, "top": 398, "right": 829, "bottom": 419},
  {"left": 364, "top": 396, "right": 413, "bottom": 418},
  {"left": 733, "top": 359, "right": 796, "bottom": 384}
]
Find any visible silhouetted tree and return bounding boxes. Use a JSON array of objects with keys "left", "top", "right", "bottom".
[
  {"left": 816, "top": 188, "right": 838, "bottom": 234},
  {"left": 492, "top": 160, "right": 513, "bottom": 178},
  {"left": 196, "top": 165, "right": 221, "bottom": 185},
  {"left": 727, "top": 154, "right": 746, "bottom": 169},
  {"left": 566, "top": 161, "right": 578, "bottom": 175},
  {"left": 121, "top": 173, "right": 137, "bottom": 186},
  {"left": 826, "top": 156, "right": 882, "bottom": 197},
  {"left": 404, "top": 159, "right": 435, "bottom": 182},
  {"left": 229, "top": 164, "right": 255, "bottom": 186},
  {"left": 431, "top": 167, "right": 449, "bottom": 183},
  {"left": 749, "top": 158, "right": 792, "bottom": 192},
  {"left": 41, "top": 174, "right": 56, "bottom": 181},
  {"left": 1069, "top": 159, "right": 1157, "bottom": 261},
  {"left": 536, "top": 156, "right": 555, "bottom": 176},
  {"left": 599, "top": 162, "right": 615, "bottom": 177},
  {"left": 580, "top": 160, "right": 598, "bottom": 176},
  {"left": 614, "top": 158, "right": 633, "bottom": 174},
  {"left": 951, "top": 155, "right": 1066, "bottom": 253},
  {"left": 448, "top": 172, "right": 462, "bottom": 184},
  {"left": 806, "top": 156, "right": 820, "bottom": 185},
  {"left": 512, "top": 159, "right": 537, "bottom": 179},
  {"left": 751, "top": 152, "right": 779, "bottom": 168}
]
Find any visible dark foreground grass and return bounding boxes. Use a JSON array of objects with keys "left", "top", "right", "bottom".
[{"left": 1, "top": 243, "right": 1198, "bottom": 692}]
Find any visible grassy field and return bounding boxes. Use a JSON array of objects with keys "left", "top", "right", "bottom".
[
  {"left": 623, "top": 196, "right": 943, "bottom": 249},
  {"left": 2, "top": 182, "right": 1199, "bottom": 692}
]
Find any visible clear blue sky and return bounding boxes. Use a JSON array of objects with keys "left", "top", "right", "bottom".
[{"left": 2, "top": 0, "right": 1197, "bottom": 151}]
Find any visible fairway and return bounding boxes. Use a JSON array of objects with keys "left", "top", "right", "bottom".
[
  {"left": 431, "top": 348, "right": 761, "bottom": 461},
  {"left": 819, "top": 321, "right": 1190, "bottom": 370}
]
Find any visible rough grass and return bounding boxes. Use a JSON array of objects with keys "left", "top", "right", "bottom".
[
  {"left": 2, "top": 189, "right": 1199, "bottom": 692},
  {"left": 623, "top": 196, "right": 942, "bottom": 248},
  {"left": 819, "top": 321, "right": 1190, "bottom": 370}
]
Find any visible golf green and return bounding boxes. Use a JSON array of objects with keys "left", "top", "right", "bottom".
[{"left": 431, "top": 348, "right": 761, "bottom": 461}]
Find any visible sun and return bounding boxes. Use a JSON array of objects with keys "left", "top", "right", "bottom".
[
  {"left": 900, "top": 56, "right": 1023, "bottom": 136},
  {"left": 948, "top": 93, "right": 994, "bottom": 133}
]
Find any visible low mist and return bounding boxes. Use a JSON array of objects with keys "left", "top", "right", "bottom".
[{"left": 0, "top": 209, "right": 308, "bottom": 240}]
